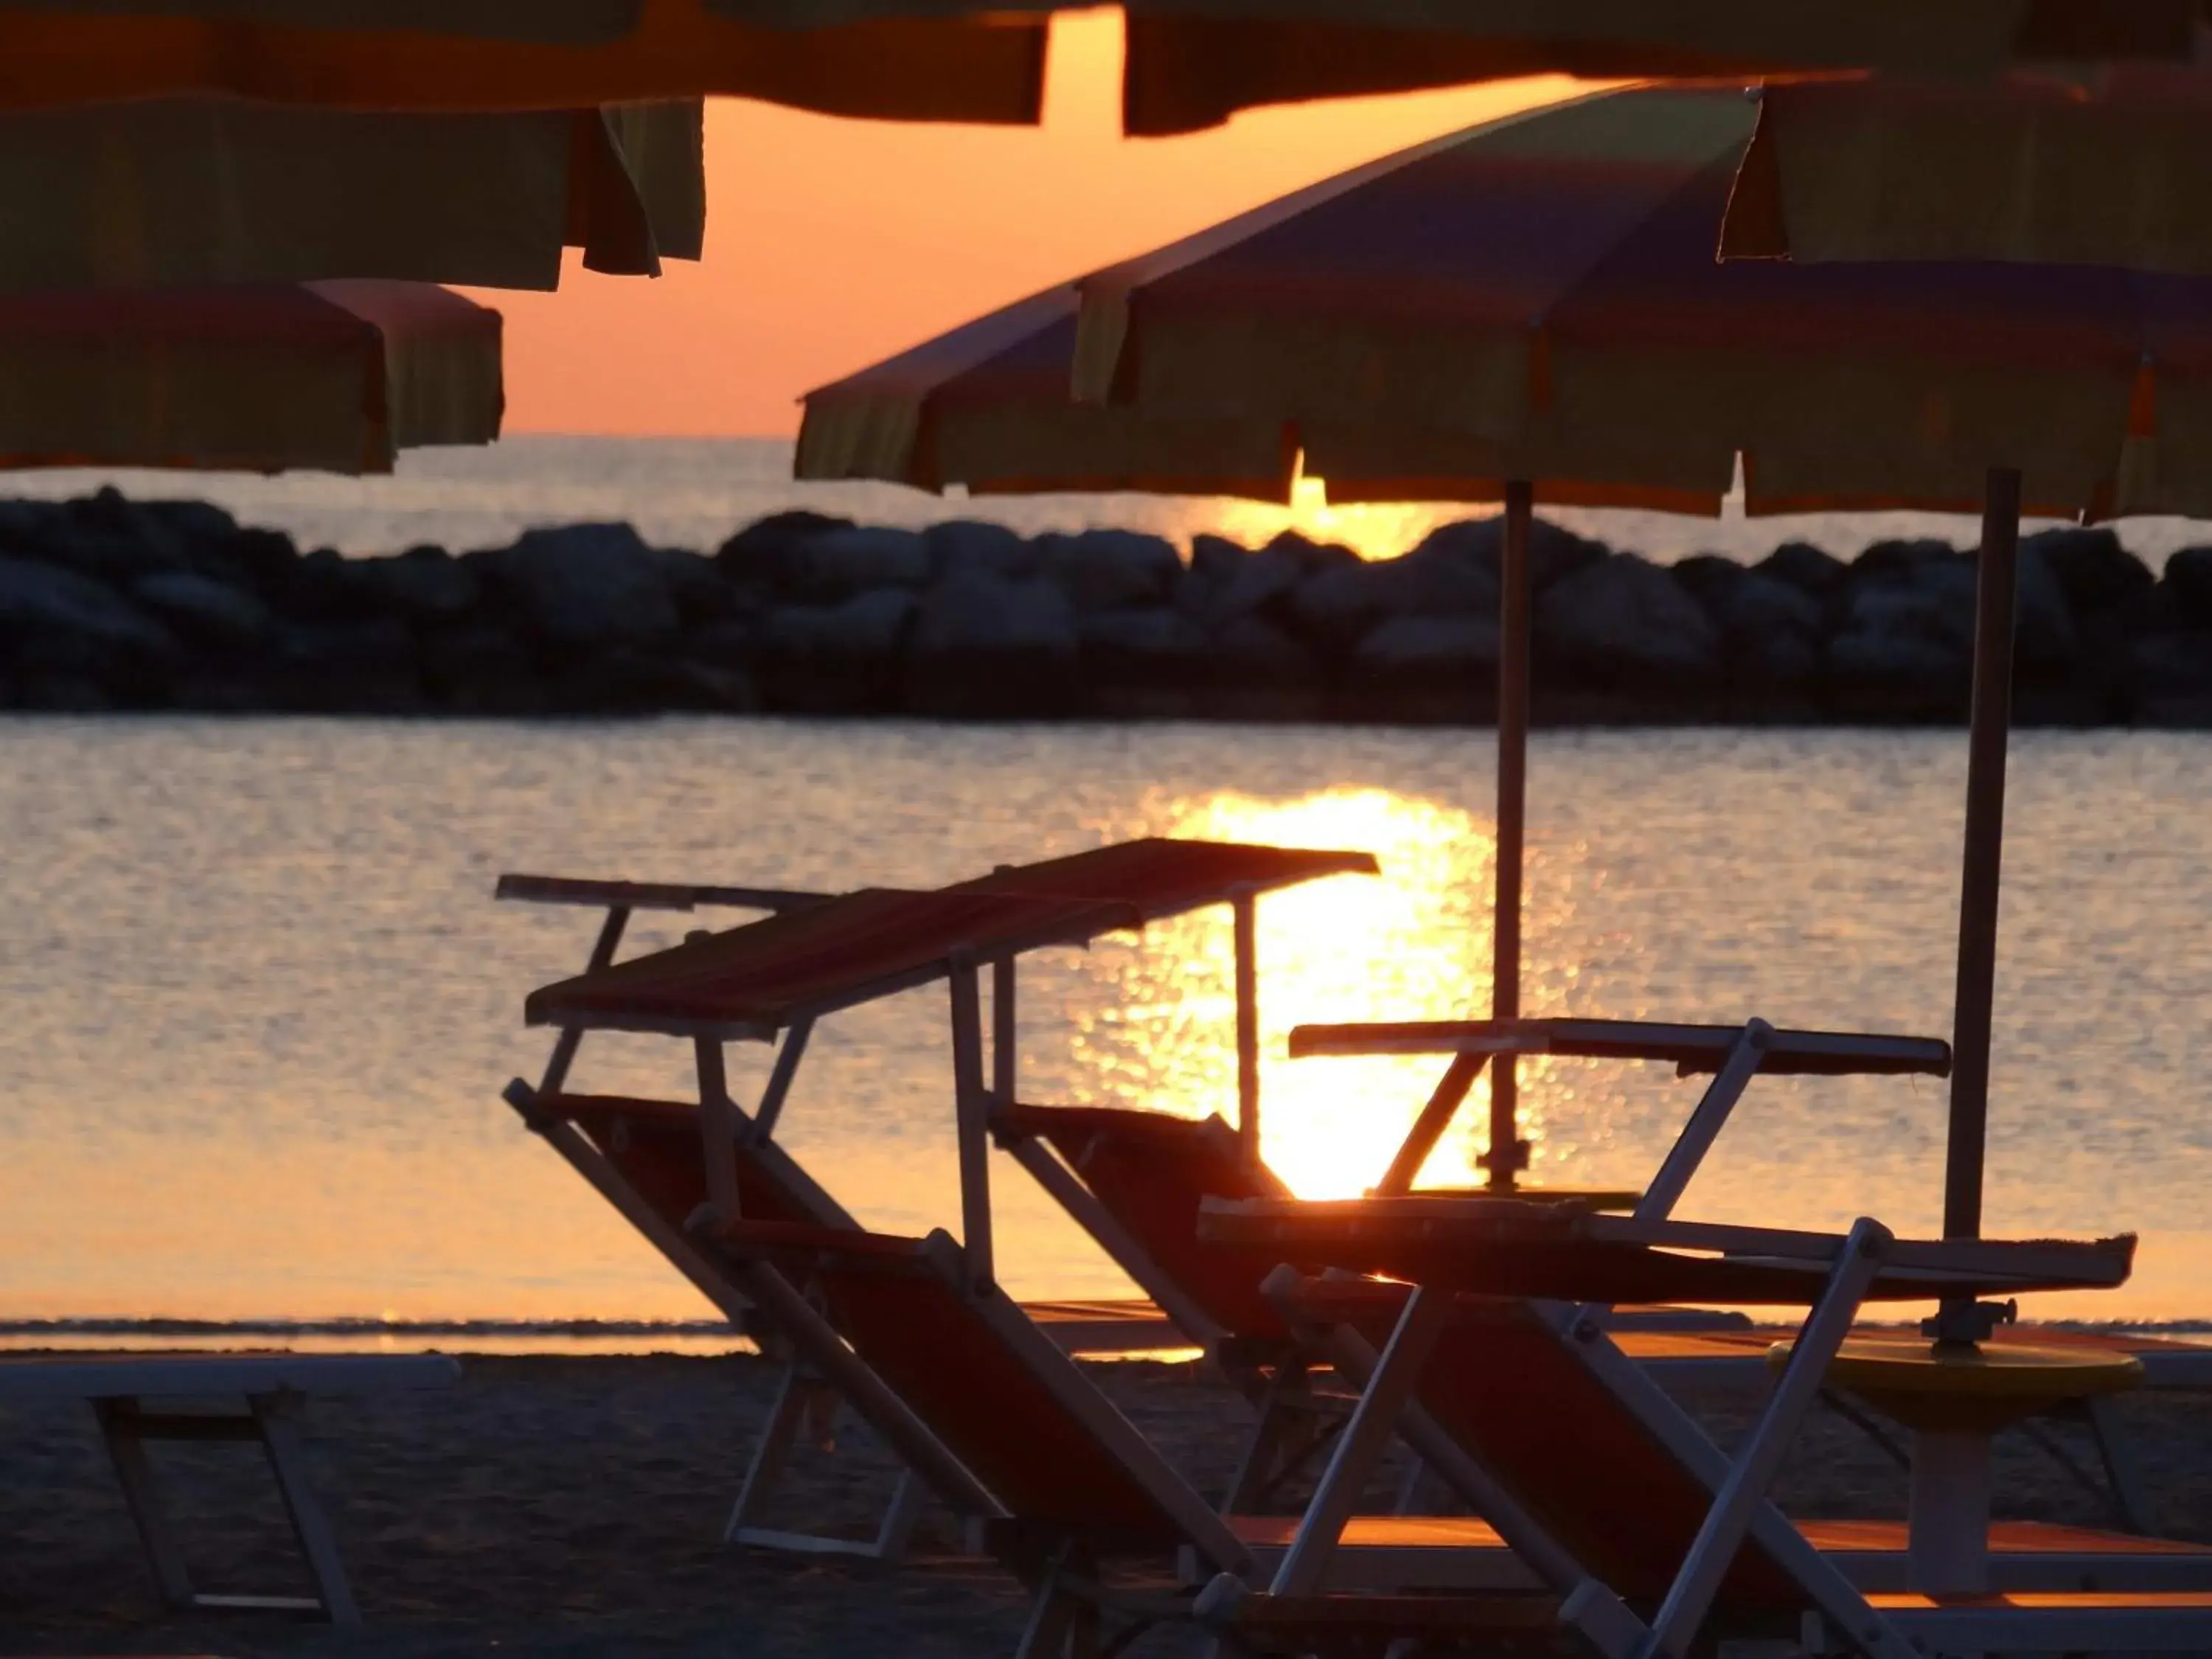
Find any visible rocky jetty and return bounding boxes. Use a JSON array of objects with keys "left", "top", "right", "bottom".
[{"left": 7, "top": 489, "right": 2212, "bottom": 726}]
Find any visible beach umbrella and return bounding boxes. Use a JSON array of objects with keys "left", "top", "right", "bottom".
[
  {"left": 802, "top": 83, "right": 2212, "bottom": 1279},
  {"left": 0, "top": 280, "right": 502, "bottom": 475},
  {"left": 0, "top": 0, "right": 2185, "bottom": 138},
  {"left": 0, "top": 97, "right": 703, "bottom": 293},
  {"left": 1721, "top": 70, "right": 2212, "bottom": 277},
  {"left": 0, "top": 1, "right": 1047, "bottom": 126},
  {"left": 1108, "top": 0, "right": 2202, "bottom": 136}
]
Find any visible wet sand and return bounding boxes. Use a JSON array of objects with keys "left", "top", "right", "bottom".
[{"left": 2, "top": 1352, "right": 2208, "bottom": 1658}]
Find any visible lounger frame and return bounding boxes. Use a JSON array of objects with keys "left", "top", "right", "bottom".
[{"left": 0, "top": 1352, "right": 456, "bottom": 1624}]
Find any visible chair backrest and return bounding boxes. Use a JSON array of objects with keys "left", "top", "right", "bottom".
[
  {"left": 1000, "top": 1105, "right": 1296, "bottom": 1340},
  {"left": 550, "top": 1093, "right": 849, "bottom": 1231},
  {"left": 721, "top": 1219, "right": 1251, "bottom": 1569},
  {"left": 1301, "top": 1283, "right": 1801, "bottom": 1609}
]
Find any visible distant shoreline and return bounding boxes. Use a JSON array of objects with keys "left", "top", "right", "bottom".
[{"left": 7, "top": 487, "right": 2212, "bottom": 727}]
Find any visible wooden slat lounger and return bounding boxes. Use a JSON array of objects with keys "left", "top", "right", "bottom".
[
  {"left": 1188, "top": 1203, "right": 2212, "bottom": 1658},
  {"left": 0, "top": 1350, "right": 457, "bottom": 1624}
]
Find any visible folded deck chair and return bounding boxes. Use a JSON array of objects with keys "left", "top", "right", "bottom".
[
  {"left": 703, "top": 1217, "right": 2199, "bottom": 1659},
  {"left": 698, "top": 1216, "right": 1561, "bottom": 1655},
  {"left": 3, "top": 1350, "right": 456, "bottom": 1624},
  {"left": 995, "top": 1015, "right": 1952, "bottom": 1507},
  {"left": 1193, "top": 1200, "right": 2212, "bottom": 1658}
]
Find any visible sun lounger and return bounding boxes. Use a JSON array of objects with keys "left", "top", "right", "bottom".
[
  {"left": 704, "top": 1214, "right": 2204, "bottom": 1659},
  {"left": 0, "top": 1350, "right": 457, "bottom": 1624},
  {"left": 996, "top": 1013, "right": 1954, "bottom": 1506},
  {"left": 503, "top": 849, "right": 1365, "bottom": 1557},
  {"left": 1191, "top": 1197, "right": 2212, "bottom": 1657},
  {"left": 501, "top": 841, "right": 1380, "bottom": 1539},
  {"left": 696, "top": 1216, "right": 1692, "bottom": 1654}
]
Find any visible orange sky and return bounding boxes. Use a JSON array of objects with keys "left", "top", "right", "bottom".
[{"left": 474, "top": 13, "right": 1575, "bottom": 438}]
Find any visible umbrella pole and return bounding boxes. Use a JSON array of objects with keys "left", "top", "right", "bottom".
[
  {"left": 1484, "top": 481, "right": 1535, "bottom": 1192},
  {"left": 1938, "top": 466, "right": 2022, "bottom": 1335}
]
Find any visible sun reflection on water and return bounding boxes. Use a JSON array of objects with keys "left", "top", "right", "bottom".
[{"left": 1040, "top": 786, "right": 1579, "bottom": 1198}]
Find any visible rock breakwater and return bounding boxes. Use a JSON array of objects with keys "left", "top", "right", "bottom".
[{"left": 7, "top": 489, "right": 2212, "bottom": 726}]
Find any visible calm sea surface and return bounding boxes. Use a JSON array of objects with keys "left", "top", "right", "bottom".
[
  {"left": 6, "top": 437, "right": 2212, "bottom": 1347},
  {"left": 4, "top": 718, "right": 2212, "bottom": 1339}
]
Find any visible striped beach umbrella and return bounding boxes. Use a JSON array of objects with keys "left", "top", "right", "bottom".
[
  {"left": 0, "top": 281, "right": 502, "bottom": 476},
  {"left": 1722, "top": 69, "right": 2212, "bottom": 278},
  {"left": 1108, "top": 0, "right": 2201, "bottom": 135},
  {"left": 0, "top": 97, "right": 703, "bottom": 293},
  {"left": 0, "top": 1, "right": 1047, "bottom": 126},
  {"left": 802, "top": 83, "right": 2212, "bottom": 1289}
]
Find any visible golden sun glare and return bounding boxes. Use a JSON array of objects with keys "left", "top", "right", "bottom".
[{"left": 1056, "top": 787, "right": 1580, "bottom": 1198}]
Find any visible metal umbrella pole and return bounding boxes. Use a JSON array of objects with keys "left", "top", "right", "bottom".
[
  {"left": 1483, "top": 480, "right": 1535, "bottom": 1191},
  {"left": 1936, "top": 464, "right": 2023, "bottom": 1340}
]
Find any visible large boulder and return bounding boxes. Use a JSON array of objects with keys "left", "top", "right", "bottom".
[
  {"left": 1409, "top": 515, "right": 1609, "bottom": 592},
  {"left": 131, "top": 570, "right": 274, "bottom": 651},
  {"left": 752, "top": 588, "right": 915, "bottom": 712},
  {"left": 757, "top": 588, "right": 915, "bottom": 661},
  {"left": 352, "top": 546, "right": 480, "bottom": 626},
  {"left": 1288, "top": 549, "right": 1497, "bottom": 655},
  {"left": 262, "top": 616, "right": 422, "bottom": 712},
  {"left": 1677, "top": 561, "right": 1824, "bottom": 686},
  {"left": 46, "top": 487, "right": 195, "bottom": 585},
  {"left": 927, "top": 518, "right": 1038, "bottom": 580},
  {"left": 1081, "top": 605, "right": 1209, "bottom": 665},
  {"left": 2165, "top": 546, "right": 2212, "bottom": 627},
  {"left": 653, "top": 548, "right": 742, "bottom": 628},
  {"left": 2025, "top": 527, "right": 2151, "bottom": 616},
  {"left": 1893, "top": 550, "right": 2076, "bottom": 673},
  {"left": 418, "top": 623, "right": 545, "bottom": 715},
  {"left": 0, "top": 556, "right": 176, "bottom": 686},
  {"left": 1213, "top": 614, "right": 1315, "bottom": 677},
  {"left": 1823, "top": 577, "right": 1970, "bottom": 716},
  {"left": 490, "top": 523, "right": 680, "bottom": 651},
  {"left": 1346, "top": 615, "right": 1502, "bottom": 718},
  {"left": 1263, "top": 529, "right": 1360, "bottom": 576},
  {"left": 1190, "top": 543, "right": 1304, "bottom": 629},
  {"left": 764, "top": 525, "right": 931, "bottom": 603},
  {"left": 140, "top": 497, "right": 243, "bottom": 561},
  {"left": 280, "top": 547, "right": 382, "bottom": 622},
  {"left": 2011, "top": 544, "right": 2082, "bottom": 672},
  {"left": 1853, "top": 538, "right": 1959, "bottom": 582},
  {"left": 2129, "top": 630, "right": 2212, "bottom": 723},
  {"left": 908, "top": 571, "right": 1080, "bottom": 717},
  {"left": 1189, "top": 534, "right": 1248, "bottom": 588},
  {"left": 206, "top": 525, "right": 302, "bottom": 598},
  {"left": 0, "top": 500, "right": 69, "bottom": 563},
  {"left": 1038, "top": 529, "right": 1183, "bottom": 613},
  {"left": 1082, "top": 606, "right": 1210, "bottom": 717},
  {"left": 713, "top": 509, "right": 854, "bottom": 590},
  {"left": 1535, "top": 554, "right": 1720, "bottom": 684},
  {"left": 1757, "top": 540, "right": 1849, "bottom": 599},
  {"left": 550, "top": 648, "right": 757, "bottom": 715}
]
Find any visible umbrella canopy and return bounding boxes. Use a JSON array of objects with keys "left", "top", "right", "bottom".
[
  {"left": 1110, "top": 0, "right": 2202, "bottom": 136},
  {"left": 0, "top": 1, "right": 1046, "bottom": 125},
  {"left": 1062, "top": 83, "right": 2212, "bottom": 524},
  {"left": 800, "top": 285, "right": 1305, "bottom": 501},
  {"left": 0, "top": 280, "right": 502, "bottom": 475},
  {"left": 1722, "top": 70, "right": 2212, "bottom": 278},
  {"left": 0, "top": 97, "right": 702, "bottom": 293}
]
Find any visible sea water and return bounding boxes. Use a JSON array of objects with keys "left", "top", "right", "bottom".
[{"left": 3, "top": 438, "right": 2210, "bottom": 1349}]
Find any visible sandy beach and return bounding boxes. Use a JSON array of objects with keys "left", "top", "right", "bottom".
[{"left": 2, "top": 1350, "right": 2208, "bottom": 1657}]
